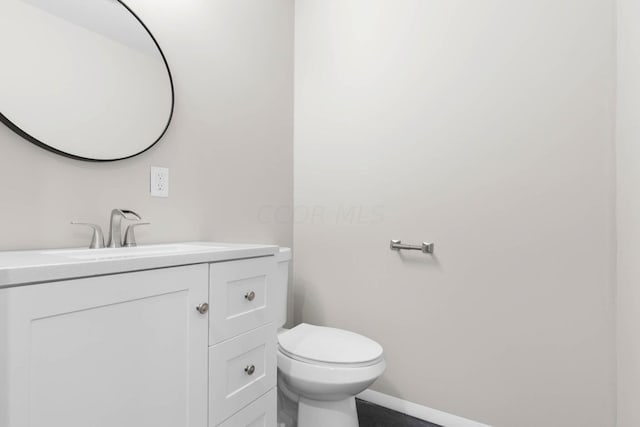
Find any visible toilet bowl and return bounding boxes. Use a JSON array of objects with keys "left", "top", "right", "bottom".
[
  {"left": 277, "top": 324, "right": 386, "bottom": 427},
  {"left": 274, "top": 249, "right": 386, "bottom": 427}
]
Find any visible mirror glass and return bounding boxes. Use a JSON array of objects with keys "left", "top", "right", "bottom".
[{"left": 0, "top": 0, "right": 174, "bottom": 161}]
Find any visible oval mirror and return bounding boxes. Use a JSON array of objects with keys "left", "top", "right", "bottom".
[{"left": 0, "top": 0, "right": 174, "bottom": 161}]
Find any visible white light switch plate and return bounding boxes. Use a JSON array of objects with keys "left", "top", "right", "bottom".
[{"left": 150, "top": 166, "right": 169, "bottom": 197}]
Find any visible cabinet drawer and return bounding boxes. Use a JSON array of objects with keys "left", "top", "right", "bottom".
[
  {"left": 217, "top": 389, "right": 276, "bottom": 427},
  {"left": 209, "top": 256, "right": 276, "bottom": 344},
  {"left": 209, "top": 323, "right": 277, "bottom": 426}
]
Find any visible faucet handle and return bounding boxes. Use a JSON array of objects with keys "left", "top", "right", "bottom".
[
  {"left": 71, "top": 222, "right": 105, "bottom": 249},
  {"left": 123, "top": 222, "right": 150, "bottom": 247}
]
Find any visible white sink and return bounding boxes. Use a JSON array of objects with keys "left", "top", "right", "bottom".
[
  {"left": 41, "top": 243, "right": 222, "bottom": 261},
  {"left": 0, "top": 242, "right": 278, "bottom": 288}
]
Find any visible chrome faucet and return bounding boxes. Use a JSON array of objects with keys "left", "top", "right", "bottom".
[{"left": 107, "top": 209, "right": 141, "bottom": 248}]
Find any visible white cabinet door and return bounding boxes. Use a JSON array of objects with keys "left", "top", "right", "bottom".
[{"left": 0, "top": 264, "right": 209, "bottom": 427}]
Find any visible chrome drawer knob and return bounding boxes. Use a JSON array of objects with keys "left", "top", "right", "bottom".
[
  {"left": 196, "top": 302, "right": 209, "bottom": 314},
  {"left": 244, "top": 291, "right": 256, "bottom": 302},
  {"left": 245, "top": 365, "right": 256, "bottom": 376}
]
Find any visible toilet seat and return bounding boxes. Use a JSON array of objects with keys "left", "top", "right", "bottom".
[
  {"left": 278, "top": 345, "right": 384, "bottom": 368},
  {"left": 278, "top": 323, "right": 384, "bottom": 367}
]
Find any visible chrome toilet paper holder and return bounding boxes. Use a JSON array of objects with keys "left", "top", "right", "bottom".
[{"left": 390, "top": 239, "right": 435, "bottom": 254}]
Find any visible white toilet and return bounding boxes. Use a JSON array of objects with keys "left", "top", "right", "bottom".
[{"left": 274, "top": 248, "right": 386, "bottom": 427}]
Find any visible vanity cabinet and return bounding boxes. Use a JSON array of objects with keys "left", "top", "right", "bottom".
[{"left": 0, "top": 253, "right": 279, "bottom": 427}]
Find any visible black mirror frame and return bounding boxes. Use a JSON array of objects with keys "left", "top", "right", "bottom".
[{"left": 0, "top": 0, "right": 175, "bottom": 162}]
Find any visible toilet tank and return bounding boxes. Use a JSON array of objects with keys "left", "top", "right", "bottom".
[{"left": 273, "top": 247, "right": 291, "bottom": 328}]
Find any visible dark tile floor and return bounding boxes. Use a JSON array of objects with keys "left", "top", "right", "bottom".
[{"left": 356, "top": 399, "right": 441, "bottom": 427}]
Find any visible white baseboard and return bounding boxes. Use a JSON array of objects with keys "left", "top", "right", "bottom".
[{"left": 357, "top": 389, "right": 492, "bottom": 427}]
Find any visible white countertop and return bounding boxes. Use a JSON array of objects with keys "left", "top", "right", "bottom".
[{"left": 0, "top": 242, "right": 278, "bottom": 288}]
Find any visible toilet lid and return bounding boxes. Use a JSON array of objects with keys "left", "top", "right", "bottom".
[{"left": 278, "top": 323, "right": 383, "bottom": 365}]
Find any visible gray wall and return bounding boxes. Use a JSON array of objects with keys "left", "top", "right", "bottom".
[
  {"left": 293, "top": 1, "right": 616, "bottom": 426},
  {"left": 0, "top": 0, "right": 294, "bottom": 251},
  {"left": 617, "top": 0, "right": 640, "bottom": 425}
]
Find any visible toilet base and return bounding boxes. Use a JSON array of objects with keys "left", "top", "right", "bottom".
[{"left": 298, "top": 396, "right": 359, "bottom": 427}]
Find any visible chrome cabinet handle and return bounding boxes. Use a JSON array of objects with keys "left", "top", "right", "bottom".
[
  {"left": 245, "top": 365, "right": 255, "bottom": 375},
  {"left": 196, "top": 303, "right": 209, "bottom": 314},
  {"left": 244, "top": 291, "right": 256, "bottom": 301}
]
